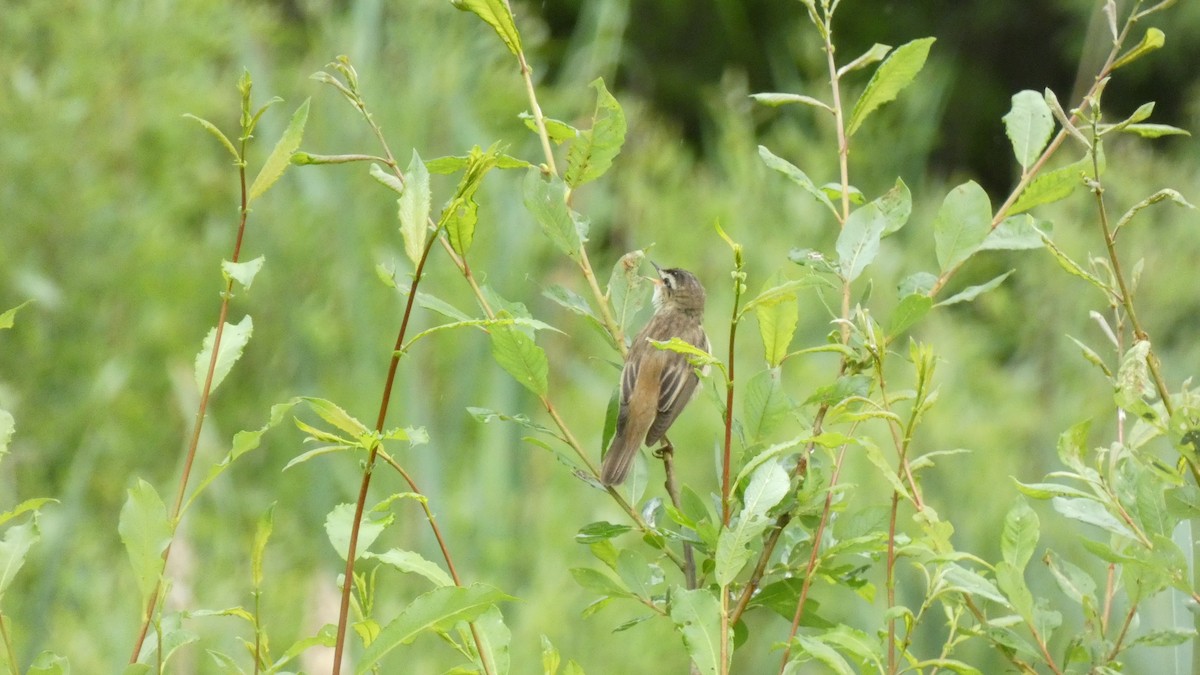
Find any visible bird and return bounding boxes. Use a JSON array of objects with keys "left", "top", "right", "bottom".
[{"left": 601, "top": 264, "right": 709, "bottom": 486}]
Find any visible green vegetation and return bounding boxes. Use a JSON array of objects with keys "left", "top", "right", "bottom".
[{"left": 3, "top": 0, "right": 1200, "bottom": 673}]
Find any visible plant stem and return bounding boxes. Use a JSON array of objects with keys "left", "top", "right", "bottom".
[
  {"left": 778, "top": 443, "right": 849, "bottom": 673},
  {"left": 129, "top": 126, "right": 253, "bottom": 666},
  {"left": 330, "top": 231, "right": 448, "bottom": 674},
  {"left": 0, "top": 613, "right": 19, "bottom": 675}
]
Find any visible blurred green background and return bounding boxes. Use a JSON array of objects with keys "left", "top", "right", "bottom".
[{"left": 2, "top": 0, "right": 1199, "bottom": 672}]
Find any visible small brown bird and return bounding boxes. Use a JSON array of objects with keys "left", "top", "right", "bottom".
[{"left": 601, "top": 264, "right": 709, "bottom": 486}]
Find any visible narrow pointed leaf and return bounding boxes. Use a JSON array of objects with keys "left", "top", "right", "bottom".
[
  {"left": 0, "top": 518, "right": 39, "bottom": 602},
  {"left": 399, "top": 150, "right": 432, "bottom": 265},
  {"left": 450, "top": 0, "right": 522, "bottom": 56},
  {"left": 846, "top": 37, "right": 935, "bottom": 136},
  {"left": 1010, "top": 155, "right": 1097, "bottom": 215},
  {"left": 490, "top": 322, "right": 549, "bottom": 397},
  {"left": 1002, "top": 499, "right": 1039, "bottom": 570},
  {"left": 357, "top": 584, "right": 514, "bottom": 673},
  {"left": 182, "top": 114, "right": 240, "bottom": 161},
  {"left": 1111, "top": 27, "right": 1165, "bottom": 70},
  {"left": 194, "top": 315, "right": 253, "bottom": 394},
  {"left": 758, "top": 146, "right": 837, "bottom": 217},
  {"left": 365, "top": 549, "right": 454, "bottom": 587},
  {"left": 248, "top": 98, "right": 310, "bottom": 202},
  {"left": 888, "top": 293, "right": 932, "bottom": 337},
  {"left": 936, "top": 270, "right": 1014, "bottom": 306},
  {"left": 749, "top": 93, "right": 832, "bottom": 112}
]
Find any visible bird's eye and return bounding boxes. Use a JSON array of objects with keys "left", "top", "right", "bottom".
[{"left": 662, "top": 271, "right": 677, "bottom": 290}]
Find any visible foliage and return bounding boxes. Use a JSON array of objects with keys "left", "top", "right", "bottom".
[{"left": 1, "top": 0, "right": 1199, "bottom": 673}]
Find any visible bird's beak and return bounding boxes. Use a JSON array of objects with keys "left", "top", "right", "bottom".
[{"left": 649, "top": 261, "right": 664, "bottom": 284}]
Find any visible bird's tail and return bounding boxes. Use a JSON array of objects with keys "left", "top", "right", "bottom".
[{"left": 600, "top": 434, "right": 639, "bottom": 486}]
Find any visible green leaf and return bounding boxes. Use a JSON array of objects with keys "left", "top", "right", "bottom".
[
  {"left": 1003, "top": 90, "right": 1054, "bottom": 171},
  {"left": 669, "top": 588, "right": 727, "bottom": 675},
  {"left": 519, "top": 113, "right": 578, "bottom": 144},
  {"left": 941, "top": 564, "right": 1007, "bottom": 604},
  {"left": 194, "top": 315, "right": 254, "bottom": 394},
  {"left": 846, "top": 37, "right": 935, "bottom": 136},
  {"left": 749, "top": 92, "right": 832, "bottom": 112},
  {"left": 1010, "top": 155, "right": 1095, "bottom": 215},
  {"left": 26, "top": 651, "right": 70, "bottom": 675},
  {"left": 758, "top": 145, "right": 837, "bottom": 218},
  {"left": 1111, "top": 27, "right": 1165, "bottom": 70},
  {"left": 183, "top": 399, "right": 302, "bottom": 515},
  {"left": 575, "top": 521, "right": 633, "bottom": 544},
  {"left": 934, "top": 181, "right": 992, "bottom": 272},
  {"left": 569, "top": 567, "right": 628, "bottom": 597},
  {"left": 564, "top": 78, "right": 627, "bottom": 188},
  {"left": 357, "top": 583, "right": 514, "bottom": 673},
  {"left": 980, "top": 214, "right": 1048, "bottom": 251},
  {"left": 1043, "top": 549, "right": 1097, "bottom": 605},
  {"left": 303, "top": 397, "right": 371, "bottom": 438},
  {"left": 789, "top": 634, "right": 855, "bottom": 675},
  {"left": 0, "top": 517, "right": 39, "bottom": 603},
  {"left": 888, "top": 293, "right": 932, "bottom": 337},
  {"left": 450, "top": 0, "right": 522, "bottom": 55},
  {"left": 221, "top": 256, "right": 265, "bottom": 290},
  {"left": 1115, "top": 340, "right": 1152, "bottom": 411},
  {"left": 1113, "top": 188, "right": 1195, "bottom": 235},
  {"left": 1056, "top": 419, "right": 1091, "bottom": 470},
  {"left": 0, "top": 497, "right": 56, "bottom": 529},
  {"left": 615, "top": 549, "right": 663, "bottom": 599},
  {"left": 399, "top": 150, "right": 432, "bottom": 265},
  {"left": 248, "top": 98, "right": 310, "bottom": 203},
  {"left": 369, "top": 162, "right": 405, "bottom": 194},
  {"left": 743, "top": 368, "right": 791, "bottom": 444},
  {"left": 877, "top": 178, "right": 912, "bottom": 235},
  {"left": 648, "top": 337, "right": 720, "bottom": 370},
  {"left": 837, "top": 201, "right": 886, "bottom": 281},
  {"left": 898, "top": 272, "right": 937, "bottom": 298},
  {"left": 753, "top": 275, "right": 799, "bottom": 367},
  {"left": 490, "top": 321, "right": 549, "bottom": 397},
  {"left": 439, "top": 144, "right": 503, "bottom": 257},
  {"left": 607, "top": 250, "right": 652, "bottom": 334},
  {"left": 995, "top": 561, "right": 1033, "bottom": 621},
  {"left": 1040, "top": 233, "right": 1109, "bottom": 294},
  {"left": 523, "top": 170, "right": 586, "bottom": 261},
  {"left": 324, "top": 502, "right": 393, "bottom": 561},
  {"left": 541, "top": 635, "right": 562, "bottom": 675},
  {"left": 936, "top": 270, "right": 1014, "bottom": 306},
  {"left": 251, "top": 503, "right": 274, "bottom": 588},
  {"left": 472, "top": 605, "right": 511, "bottom": 675},
  {"left": 119, "top": 479, "right": 172, "bottom": 607},
  {"left": 838, "top": 43, "right": 893, "bottom": 77},
  {"left": 0, "top": 408, "right": 13, "bottom": 461},
  {"left": 182, "top": 114, "right": 239, "bottom": 162},
  {"left": 0, "top": 301, "right": 31, "bottom": 330},
  {"left": 715, "top": 461, "right": 788, "bottom": 585},
  {"left": 1051, "top": 497, "right": 1137, "bottom": 539},
  {"left": 1121, "top": 123, "right": 1190, "bottom": 138},
  {"left": 1001, "top": 498, "right": 1039, "bottom": 570},
  {"left": 365, "top": 549, "right": 454, "bottom": 587}
]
